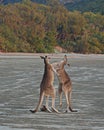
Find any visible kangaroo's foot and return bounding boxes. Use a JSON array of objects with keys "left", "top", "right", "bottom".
[
  {"left": 65, "top": 107, "right": 77, "bottom": 113},
  {"left": 51, "top": 107, "right": 60, "bottom": 113},
  {"left": 40, "top": 105, "right": 47, "bottom": 111},
  {"left": 29, "top": 109, "right": 37, "bottom": 113},
  {"left": 46, "top": 108, "right": 52, "bottom": 113},
  {"left": 40, "top": 105, "right": 52, "bottom": 113},
  {"left": 69, "top": 107, "right": 77, "bottom": 112},
  {"left": 70, "top": 109, "right": 77, "bottom": 112}
]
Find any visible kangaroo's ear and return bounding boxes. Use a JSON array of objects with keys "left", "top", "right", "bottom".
[
  {"left": 64, "top": 55, "right": 67, "bottom": 58},
  {"left": 45, "top": 56, "right": 51, "bottom": 59},
  {"left": 64, "top": 55, "right": 67, "bottom": 61},
  {"left": 45, "top": 56, "right": 47, "bottom": 58},
  {"left": 67, "top": 63, "right": 70, "bottom": 67},
  {"left": 64, "top": 55, "right": 70, "bottom": 67},
  {"left": 40, "top": 56, "right": 45, "bottom": 59}
]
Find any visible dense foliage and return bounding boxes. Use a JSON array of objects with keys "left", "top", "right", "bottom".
[{"left": 0, "top": 1, "right": 104, "bottom": 53}]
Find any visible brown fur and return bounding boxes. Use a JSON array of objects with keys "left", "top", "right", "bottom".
[
  {"left": 30, "top": 56, "right": 59, "bottom": 113},
  {"left": 52, "top": 55, "right": 77, "bottom": 112}
]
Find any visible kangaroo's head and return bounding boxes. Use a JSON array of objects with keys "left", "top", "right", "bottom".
[
  {"left": 64, "top": 55, "right": 70, "bottom": 66},
  {"left": 40, "top": 56, "right": 50, "bottom": 64},
  {"left": 60, "top": 55, "right": 70, "bottom": 68},
  {"left": 52, "top": 55, "right": 70, "bottom": 71}
]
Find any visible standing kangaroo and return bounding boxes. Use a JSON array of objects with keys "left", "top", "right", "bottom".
[
  {"left": 30, "top": 56, "right": 59, "bottom": 113},
  {"left": 52, "top": 55, "right": 77, "bottom": 112}
]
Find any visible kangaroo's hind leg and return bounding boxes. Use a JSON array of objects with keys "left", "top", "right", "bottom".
[
  {"left": 68, "top": 92, "right": 77, "bottom": 112},
  {"left": 51, "top": 97, "right": 60, "bottom": 113},
  {"left": 30, "top": 92, "right": 44, "bottom": 113},
  {"left": 46, "top": 96, "right": 53, "bottom": 112},
  {"left": 64, "top": 90, "right": 77, "bottom": 112},
  {"left": 64, "top": 91, "right": 70, "bottom": 113},
  {"left": 40, "top": 96, "right": 52, "bottom": 112},
  {"left": 58, "top": 83, "right": 63, "bottom": 108},
  {"left": 51, "top": 87, "right": 60, "bottom": 113}
]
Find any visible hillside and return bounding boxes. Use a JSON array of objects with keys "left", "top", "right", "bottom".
[{"left": 0, "top": 1, "right": 104, "bottom": 53}]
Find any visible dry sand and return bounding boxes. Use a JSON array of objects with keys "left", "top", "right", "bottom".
[{"left": 0, "top": 53, "right": 104, "bottom": 130}]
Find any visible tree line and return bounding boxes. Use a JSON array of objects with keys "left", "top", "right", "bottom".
[{"left": 0, "top": 1, "right": 104, "bottom": 53}]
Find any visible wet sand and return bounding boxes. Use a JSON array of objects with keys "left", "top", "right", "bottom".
[{"left": 0, "top": 53, "right": 104, "bottom": 130}]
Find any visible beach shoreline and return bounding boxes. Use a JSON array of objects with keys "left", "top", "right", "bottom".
[{"left": 0, "top": 52, "right": 104, "bottom": 59}]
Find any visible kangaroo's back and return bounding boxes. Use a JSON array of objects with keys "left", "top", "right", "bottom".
[
  {"left": 40, "top": 56, "right": 54, "bottom": 89},
  {"left": 53, "top": 55, "right": 71, "bottom": 86},
  {"left": 52, "top": 55, "right": 77, "bottom": 112},
  {"left": 30, "top": 56, "right": 59, "bottom": 113}
]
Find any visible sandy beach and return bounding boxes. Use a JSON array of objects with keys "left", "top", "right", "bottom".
[
  {"left": 0, "top": 53, "right": 104, "bottom": 130},
  {"left": 0, "top": 52, "right": 104, "bottom": 59}
]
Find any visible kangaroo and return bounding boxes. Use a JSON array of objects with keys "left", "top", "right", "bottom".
[
  {"left": 52, "top": 55, "right": 77, "bottom": 112},
  {"left": 30, "top": 56, "right": 59, "bottom": 113}
]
